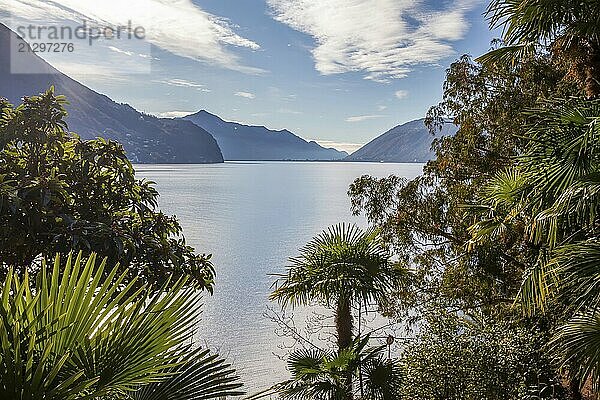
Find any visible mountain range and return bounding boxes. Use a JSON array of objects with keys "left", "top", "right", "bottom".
[
  {"left": 345, "top": 119, "right": 458, "bottom": 163},
  {"left": 183, "top": 110, "right": 346, "bottom": 161},
  {"left": 0, "top": 24, "right": 345, "bottom": 163},
  {"left": 0, "top": 23, "right": 454, "bottom": 164},
  {"left": 0, "top": 24, "right": 223, "bottom": 164}
]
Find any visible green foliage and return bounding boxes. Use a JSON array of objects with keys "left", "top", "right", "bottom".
[
  {"left": 470, "top": 99, "right": 600, "bottom": 308},
  {"left": 552, "top": 313, "right": 600, "bottom": 387},
  {"left": 470, "top": 98, "right": 600, "bottom": 386},
  {"left": 400, "top": 312, "right": 564, "bottom": 400},
  {"left": 0, "top": 89, "right": 214, "bottom": 289},
  {"left": 481, "top": 0, "right": 600, "bottom": 97},
  {"left": 347, "top": 14, "right": 585, "bottom": 398},
  {"left": 131, "top": 348, "right": 244, "bottom": 400},
  {"left": 349, "top": 53, "right": 576, "bottom": 316},
  {"left": 0, "top": 252, "right": 243, "bottom": 399},
  {"left": 271, "top": 223, "right": 407, "bottom": 310},
  {"left": 347, "top": 1, "right": 600, "bottom": 397},
  {"left": 267, "top": 337, "right": 401, "bottom": 400},
  {"left": 270, "top": 224, "right": 407, "bottom": 399}
]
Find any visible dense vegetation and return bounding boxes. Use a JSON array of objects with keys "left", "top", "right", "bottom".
[
  {"left": 0, "top": 91, "right": 239, "bottom": 397},
  {"left": 0, "top": 90, "right": 214, "bottom": 290},
  {"left": 268, "top": 0, "right": 600, "bottom": 399}
]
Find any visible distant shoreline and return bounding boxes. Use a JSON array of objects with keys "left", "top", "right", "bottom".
[{"left": 132, "top": 160, "right": 427, "bottom": 165}]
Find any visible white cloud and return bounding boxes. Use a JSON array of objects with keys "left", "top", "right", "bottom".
[
  {"left": 346, "top": 115, "right": 385, "bottom": 123},
  {"left": 267, "top": 0, "right": 478, "bottom": 82},
  {"left": 312, "top": 140, "right": 364, "bottom": 154},
  {"left": 108, "top": 46, "right": 134, "bottom": 56},
  {"left": 155, "top": 78, "right": 210, "bottom": 91},
  {"left": 377, "top": 105, "right": 388, "bottom": 111},
  {"left": 51, "top": 61, "right": 131, "bottom": 83},
  {"left": 395, "top": 90, "right": 409, "bottom": 99},
  {"left": 108, "top": 46, "right": 159, "bottom": 60},
  {"left": 235, "top": 91, "right": 256, "bottom": 99},
  {"left": 1, "top": 0, "right": 262, "bottom": 73},
  {"left": 155, "top": 110, "right": 195, "bottom": 118}
]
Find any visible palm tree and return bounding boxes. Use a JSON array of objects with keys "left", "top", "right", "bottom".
[
  {"left": 469, "top": 98, "right": 600, "bottom": 390},
  {"left": 479, "top": 0, "right": 600, "bottom": 97},
  {"left": 270, "top": 223, "right": 407, "bottom": 399},
  {"left": 0, "top": 252, "right": 244, "bottom": 399},
  {"left": 271, "top": 336, "right": 402, "bottom": 400}
]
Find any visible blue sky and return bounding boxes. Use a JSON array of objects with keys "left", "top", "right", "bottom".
[{"left": 2, "top": 0, "right": 495, "bottom": 152}]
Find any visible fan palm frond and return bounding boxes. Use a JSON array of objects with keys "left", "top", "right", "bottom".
[
  {"left": 516, "top": 250, "right": 555, "bottom": 314},
  {"left": 269, "top": 336, "right": 394, "bottom": 400},
  {"left": 361, "top": 356, "right": 403, "bottom": 400},
  {"left": 0, "top": 252, "right": 243, "bottom": 399},
  {"left": 552, "top": 312, "right": 600, "bottom": 385},
  {"left": 552, "top": 242, "right": 600, "bottom": 312},
  {"left": 470, "top": 100, "right": 600, "bottom": 312},
  {"left": 480, "top": 0, "right": 600, "bottom": 96},
  {"left": 132, "top": 347, "right": 245, "bottom": 400},
  {"left": 271, "top": 223, "right": 407, "bottom": 309},
  {"left": 476, "top": 43, "right": 537, "bottom": 66}
]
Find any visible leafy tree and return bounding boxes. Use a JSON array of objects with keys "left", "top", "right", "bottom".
[
  {"left": 346, "top": 12, "right": 584, "bottom": 398},
  {"left": 0, "top": 252, "right": 243, "bottom": 399},
  {"left": 481, "top": 0, "right": 600, "bottom": 97},
  {"left": 270, "top": 223, "right": 407, "bottom": 400},
  {"left": 349, "top": 53, "right": 575, "bottom": 316},
  {"left": 400, "top": 311, "right": 564, "bottom": 400},
  {"left": 0, "top": 89, "right": 214, "bottom": 289}
]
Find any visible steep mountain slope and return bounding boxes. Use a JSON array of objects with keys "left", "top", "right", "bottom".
[
  {"left": 345, "top": 119, "right": 458, "bottom": 163},
  {"left": 184, "top": 110, "right": 347, "bottom": 161},
  {"left": 0, "top": 24, "right": 223, "bottom": 164}
]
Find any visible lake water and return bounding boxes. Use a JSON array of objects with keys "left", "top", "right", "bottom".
[{"left": 134, "top": 162, "right": 423, "bottom": 393}]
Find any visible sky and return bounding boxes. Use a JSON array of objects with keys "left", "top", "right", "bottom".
[{"left": 1, "top": 0, "right": 496, "bottom": 153}]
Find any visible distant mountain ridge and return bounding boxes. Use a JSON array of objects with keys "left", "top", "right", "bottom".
[
  {"left": 184, "top": 110, "right": 347, "bottom": 161},
  {"left": 0, "top": 23, "right": 223, "bottom": 164},
  {"left": 345, "top": 119, "right": 458, "bottom": 163},
  {"left": 0, "top": 24, "right": 453, "bottom": 164}
]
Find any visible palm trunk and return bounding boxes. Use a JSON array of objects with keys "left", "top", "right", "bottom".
[
  {"left": 335, "top": 298, "right": 354, "bottom": 400},
  {"left": 584, "top": 43, "right": 600, "bottom": 98},
  {"left": 336, "top": 298, "right": 353, "bottom": 350}
]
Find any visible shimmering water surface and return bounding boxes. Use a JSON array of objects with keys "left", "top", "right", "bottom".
[{"left": 135, "top": 161, "right": 423, "bottom": 392}]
